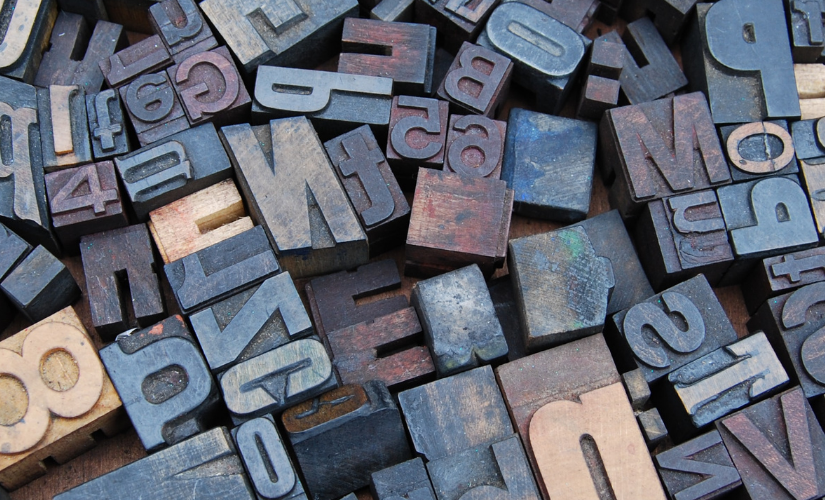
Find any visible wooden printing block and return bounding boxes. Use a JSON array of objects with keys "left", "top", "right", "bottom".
[
  {"left": 621, "top": 369, "right": 668, "bottom": 448},
  {"left": 0, "top": 307, "right": 123, "bottom": 490},
  {"left": 621, "top": 368, "right": 651, "bottom": 412},
  {"left": 385, "top": 96, "right": 449, "bottom": 186},
  {"left": 148, "top": 178, "right": 254, "bottom": 264},
  {"left": 414, "top": 0, "right": 498, "bottom": 52},
  {"left": 115, "top": 123, "right": 233, "bottom": 221},
  {"left": 501, "top": 0, "right": 599, "bottom": 34},
  {"left": 800, "top": 158, "right": 825, "bottom": 239},
  {"left": 223, "top": 117, "right": 368, "bottom": 278},
  {"left": 371, "top": 458, "right": 435, "bottom": 500},
  {"left": 507, "top": 226, "right": 614, "bottom": 351},
  {"left": 370, "top": 0, "right": 415, "bottom": 22},
  {"left": 56, "top": 0, "right": 108, "bottom": 22},
  {"left": 149, "top": 0, "right": 218, "bottom": 63},
  {"left": 102, "top": 0, "right": 163, "bottom": 33},
  {"left": 794, "top": 64, "right": 825, "bottom": 120},
  {"left": 405, "top": 169, "right": 512, "bottom": 278},
  {"left": 397, "top": 365, "right": 513, "bottom": 461},
  {"left": 38, "top": 85, "right": 93, "bottom": 171},
  {"left": 190, "top": 272, "right": 313, "bottom": 374},
  {"left": 165, "top": 226, "right": 281, "bottom": 314},
  {"left": 619, "top": 0, "right": 697, "bottom": 44},
  {"left": 681, "top": 0, "right": 801, "bottom": 124},
  {"left": 719, "top": 120, "right": 798, "bottom": 182},
  {"left": 791, "top": 118, "right": 825, "bottom": 163},
  {"left": 54, "top": 427, "right": 255, "bottom": 499},
  {"left": 282, "top": 382, "right": 411, "bottom": 500},
  {"left": 0, "top": 224, "right": 32, "bottom": 330},
  {"left": 99, "top": 315, "right": 220, "bottom": 451},
  {"left": 120, "top": 71, "right": 190, "bottom": 146},
  {"left": 788, "top": 0, "right": 825, "bottom": 63},
  {"left": 0, "top": 0, "right": 57, "bottom": 83},
  {"left": 45, "top": 161, "right": 128, "bottom": 250},
  {"left": 654, "top": 430, "right": 743, "bottom": 500},
  {"left": 488, "top": 276, "right": 527, "bottom": 362},
  {"left": 742, "top": 247, "right": 825, "bottom": 314},
  {"left": 606, "top": 274, "right": 738, "bottom": 384},
  {"left": 443, "top": 115, "right": 506, "bottom": 180},
  {"left": 0, "top": 246, "right": 80, "bottom": 322},
  {"left": 637, "top": 408, "right": 668, "bottom": 449},
  {"left": 200, "top": 0, "right": 358, "bottom": 72},
  {"left": 86, "top": 89, "right": 131, "bottom": 160},
  {"left": 436, "top": 42, "right": 513, "bottom": 117},
  {"left": 324, "top": 125, "right": 410, "bottom": 257},
  {"left": 717, "top": 387, "right": 825, "bottom": 499},
  {"left": 502, "top": 109, "right": 596, "bottom": 221},
  {"left": 99, "top": 34, "right": 172, "bottom": 89},
  {"left": 575, "top": 35, "right": 623, "bottom": 122},
  {"left": 411, "top": 264, "right": 508, "bottom": 376},
  {"left": 168, "top": 46, "right": 251, "bottom": 127},
  {"left": 80, "top": 224, "right": 164, "bottom": 339},
  {"left": 600, "top": 92, "right": 731, "bottom": 219}
]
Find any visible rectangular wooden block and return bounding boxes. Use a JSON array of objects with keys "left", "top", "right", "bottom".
[
  {"left": 149, "top": 0, "right": 218, "bottom": 63},
  {"left": 386, "top": 96, "right": 449, "bottom": 185},
  {"left": 99, "top": 34, "right": 172, "bottom": 88},
  {"left": 436, "top": 42, "right": 512, "bottom": 117},
  {"left": 503, "top": 0, "right": 598, "bottom": 33},
  {"left": 619, "top": 0, "right": 696, "bottom": 44},
  {"left": 57, "top": 0, "right": 109, "bottom": 22},
  {"left": 0, "top": 0, "right": 57, "bottom": 83},
  {"left": 795, "top": 64, "right": 825, "bottom": 120},
  {"left": 86, "top": 89, "right": 131, "bottom": 160},
  {"left": 801, "top": 159, "right": 825, "bottom": 239},
  {"left": 576, "top": 35, "right": 623, "bottom": 122},
  {"left": 102, "top": 0, "right": 162, "bottom": 33},
  {"left": 719, "top": 120, "right": 798, "bottom": 182},
  {"left": 0, "top": 245, "right": 80, "bottom": 323},
  {"left": 370, "top": 0, "right": 414, "bottom": 22},
  {"left": 38, "top": 85, "right": 93, "bottom": 171},
  {"left": 444, "top": 115, "right": 506, "bottom": 180},
  {"left": 371, "top": 458, "right": 435, "bottom": 500},
  {"left": 742, "top": 247, "right": 825, "bottom": 314},
  {"left": 120, "top": 71, "right": 190, "bottom": 146},
  {"left": 415, "top": 0, "right": 498, "bottom": 52},
  {"left": 488, "top": 276, "right": 527, "bottom": 361},
  {"left": 788, "top": 0, "right": 825, "bottom": 63},
  {"left": 654, "top": 430, "right": 742, "bottom": 500},
  {"left": 791, "top": 118, "right": 825, "bottom": 164},
  {"left": 0, "top": 223, "right": 31, "bottom": 330}
]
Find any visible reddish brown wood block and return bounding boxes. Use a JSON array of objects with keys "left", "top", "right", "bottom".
[
  {"left": 99, "top": 35, "right": 172, "bottom": 89},
  {"left": 443, "top": 114, "right": 506, "bottom": 179},
  {"left": 436, "top": 42, "right": 513, "bottom": 117},
  {"left": 386, "top": 96, "right": 449, "bottom": 187},
  {"left": 120, "top": 71, "right": 190, "bottom": 146}
]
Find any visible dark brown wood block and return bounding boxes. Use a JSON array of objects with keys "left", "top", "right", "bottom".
[
  {"left": 655, "top": 430, "right": 742, "bottom": 500},
  {"left": 120, "top": 71, "right": 190, "bottom": 146},
  {"left": 57, "top": 0, "right": 108, "bottom": 21},
  {"left": 38, "top": 85, "right": 93, "bottom": 171},
  {"left": 0, "top": 246, "right": 80, "bottom": 322},
  {"left": 149, "top": 0, "right": 217, "bottom": 63},
  {"left": 788, "top": 0, "right": 825, "bottom": 63},
  {"left": 619, "top": 0, "right": 696, "bottom": 44},
  {"left": 575, "top": 34, "right": 624, "bottom": 121},
  {"left": 99, "top": 34, "right": 172, "bottom": 88},
  {"left": 0, "top": 0, "right": 57, "bottom": 83},
  {"left": 436, "top": 42, "right": 513, "bottom": 117},
  {"left": 742, "top": 247, "right": 825, "bottom": 314},
  {"left": 386, "top": 96, "right": 449, "bottom": 186},
  {"left": 504, "top": 0, "right": 598, "bottom": 33},
  {"left": 86, "top": 89, "right": 131, "bottom": 160},
  {"left": 444, "top": 115, "right": 505, "bottom": 180},
  {"left": 414, "top": 0, "right": 498, "bottom": 52},
  {"left": 370, "top": 0, "right": 415, "bottom": 22}
]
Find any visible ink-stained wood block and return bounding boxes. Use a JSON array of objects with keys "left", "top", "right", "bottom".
[
  {"left": 0, "top": 0, "right": 57, "bottom": 83},
  {"left": 502, "top": 109, "right": 596, "bottom": 222},
  {"left": 397, "top": 365, "right": 513, "bottom": 461},
  {"left": 411, "top": 265, "right": 508, "bottom": 376},
  {"left": 601, "top": 92, "right": 731, "bottom": 218},
  {"left": 324, "top": 125, "right": 410, "bottom": 257},
  {"left": 0, "top": 223, "right": 31, "bottom": 329},
  {"left": 719, "top": 120, "right": 798, "bottom": 182},
  {"left": 80, "top": 224, "right": 164, "bottom": 339},
  {"left": 655, "top": 430, "right": 742, "bottom": 500},
  {"left": 436, "top": 42, "right": 513, "bottom": 117},
  {"left": 1, "top": 246, "right": 80, "bottom": 322},
  {"left": 232, "top": 415, "right": 307, "bottom": 500},
  {"left": 788, "top": 0, "right": 825, "bottom": 63},
  {"left": 634, "top": 190, "right": 734, "bottom": 290},
  {"left": 488, "top": 277, "right": 527, "bottom": 361},
  {"left": 339, "top": 18, "right": 436, "bottom": 96},
  {"left": 38, "top": 85, "right": 93, "bottom": 171},
  {"left": 371, "top": 0, "right": 415, "bottom": 22},
  {"left": 99, "top": 315, "right": 220, "bottom": 451},
  {"left": 149, "top": 0, "right": 218, "bottom": 63},
  {"left": 619, "top": 0, "right": 697, "bottom": 44},
  {"left": 717, "top": 387, "right": 825, "bottom": 500},
  {"left": 502, "top": 0, "right": 598, "bottom": 34},
  {"left": 190, "top": 272, "right": 313, "bottom": 374},
  {"left": 477, "top": 2, "right": 588, "bottom": 114},
  {"left": 607, "top": 275, "right": 738, "bottom": 384},
  {"left": 115, "top": 123, "right": 233, "bottom": 221},
  {"left": 148, "top": 179, "right": 253, "bottom": 264},
  {"left": 220, "top": 338, "right": 337, "bottom": 424},
  {"left": 54, "top": 427, "right": 255, "bottom": 499},
  {"left": 414, "top": 0, "right": 499, "bottom": 52},
  {"left": 427, "top": 434, "right": 540, "bottom": 500},
  {"left": 57, "top": 0, "right": 108, "bottom": 22},
  {"left": 792, "top": 117, "right": 825, "bottom": 163},
  {"left": 223, "top": 117, "right": 368, "bottom": 278},
  {"left": 0, "top": 307, "right": 123, "bottom": 491},
  {"left": 200, "top": 0, "right": 359, "bottom": 72},
  {"left": 165, "top": 226, "right": 281, "bottom": 314},
  {"left": 120, "top": 71, "right": 190, "bottom": 146},
  {"left": 743, "top": 247, "right": 825, "bottom": 314},
  {"left": 682, "top": 0, "right": 801, "bottom": 124},
  {"left": 102, "top": 0, "right": 162, "bottom": 33},
  {"left": 800, "top": 159, "right": 825, "bottom": 240},
  {"left": 637, "top": 408, "right": 668, "bottom": 448},
  {"left": 86, "top": 89, "right": 131, "bottom": 160},
  {"left": 795, "top": 64, "right": 825, "bottom": 120},
  {"left": 444, "top": 115, "right": 505, "bottom": 180},
  {"left": 283, "top": 382, "right": 411, "bottom": 500},
  {"left": 168, "top": 46, "right": 251, "bottom": 127},
  {"left": 371, "top": 458, "right": 435, "bottom": 500},
  {"left": 45, "top": 161, "right": 128, "bottom": 250},
  {"left": 622, "top": 368, "right": 650, "bottom": 411},
  {"left": 385, "top": 96, "right": 449, "bottom": 184},
  {"left": 406, "top": 169, "right": 513, "bottom": 278},
  {"left": 252, "top": 66, "right": 393, "bottom": 140},
  {"left": 99, "top": 34, "right": 172, "bottom": 88},
  {"left": 508, "top": 226, "right": 613, "bottom": 351},
  {"left": 576, "top": 65, "right": 621, "bottom": 121}
]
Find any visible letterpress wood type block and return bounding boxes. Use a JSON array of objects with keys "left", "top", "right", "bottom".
[
  {"left": 655, "top": 430, "right": 742, "bottom": 500},
  {"left": 622, "top": 368, "right": 651, "bottom": 411},
  {"left": 501, "top": 0, "right": 599, "bottom": 34},
  {"left": 619, "top": 0, "right": 697, "bottom": 44},
  {"left": 788, "top": 0, "right": 825, "bottom": 63},
  {"left": 508, "top": 227, "right": 614, "bottom": 351},
  {"left": 575, "top": 36, "right": 623, "bottom": 121},
  {"left": 502, "top": 109, "right": 596, "bottom": 221},
  {"left": 86, "top": 89, "right": 131, "bottom": 160},
  {"left": 103, "top": 0, "right": 163, "bottom": 33},
  {"left": 80, "top": 224, "right": 164, "bottom": 339},
  {"left": 406, "top": 169, "right": 512, "bottom": 278},
  {"left": 601, "top": 92, "right": 731, "bottom": 218},
  {"left": 115, "top": 123, "right": 233, "bottom": 221},
  {"left": 191, "top": 272, "right": 313, "bottom": 374},
  {"left": 443, "top": 115, "right": 505, "bottom": 180},
  {"left": 488, "top": 277, "right": 527, "bottom": 361},
  {"left": 717, "top": 387, "right": 825, "bottom": 499},
  {"left": 792, "top": 118, "right": 825, "bottom": 163},
  {"left": 168, "top": 46, "right": 251, "bottom": 127},
  {"left": 37, "top": 85, "right": 92, "bottom": 171},
  {"left": 0, "top": 0, "right": 57, "bottom": 83},
  {"left": 99, "top": 34, "right": 172, "bottom": 89},
  {"left": 165, "top": 226, "right": 280, "bottom": 314},
  {"left": 414, "top": 0, "right": 498, "bottom": 52},
  {"left": 717, "top": 175, "right": 819, "bottom": 284},
  {"left": 0, "top": 307, "right": 123, "bottom": 491},
  {"left": 148, "top": 179, "right": 253, "bottom": 264},
  {"left": 371, "top": 458, "right": 435, "bottom": 500},
  {"left": 800, "top": 159, "right": 825, "bottom": 239},
  {"left": 478, "top": 2, "right": 588, "bottom": 114},
  {"left": 0, "top": 223, "right": 31, "bottom": 329},
  {"left": 411, "top": 265, "right": 508, "bottom": 376},
  {"left": 427, "top": 434, "right": 540, "bottom": 500},
  {"left": 682, "top": 0, "right": 801, "bottom": 124},
  {"left": 794, "top": 64, "right": 825, "bottom": 120},
  {"left": 637, "top": 408, "right": 668, "bottom": 448},
  {"left": 371, "top": 0, "right": 415, "bottom": 22},
  {"left": 398, "top": 365, "right": 513, "bottom": 461},
  {"left": 200, "top": 0, "right": 358, "bottom": 73},
  {"left": 223, "top": 117, "right": 368, "bottom": 278},
  {"left": 743, "top": 247, "right": 825, "bottom": 314},
  {"left": 634, "top": 190, "right": 734, "bottom": 290},
  {"left": 283, "top": 382, "right": 411, "bottom": 500},
  {"left": 120, "top": 71, "right": 190, "bottom": 146},
  {"left": 45, "top": 161, "right": 127, "bottom": 249},
  {"left": 436, "top": 42, "right": 513, "bottom": 117},
  {"left": 1, "top": 246, "right": 80, "bottom": 322},
  {"left": 385, "top": 96, "right": 449, "bottom": 185},
  {"left": 57, "top": 0, "right": 108, "bottom": 22},
  {"left": 324, "top": 125, "right": 410, "bottom": 257},
  {"left": 720, "top": 120, "right": 798, "bottom": 182},
  {"left": 34, "top": 12, "right": 125, "bottom": 93},
  {"left": 232, "top": 415, "right": 307, "bottom": 500},
  {"left": 54, "top": 427, "right": 255, "bottom": 500},
  {"left": 149, "top": 0, "right": 218, "bottom": 63},
  {"left": 99, "top": 315, "right": 220, "bottom": 451}
]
